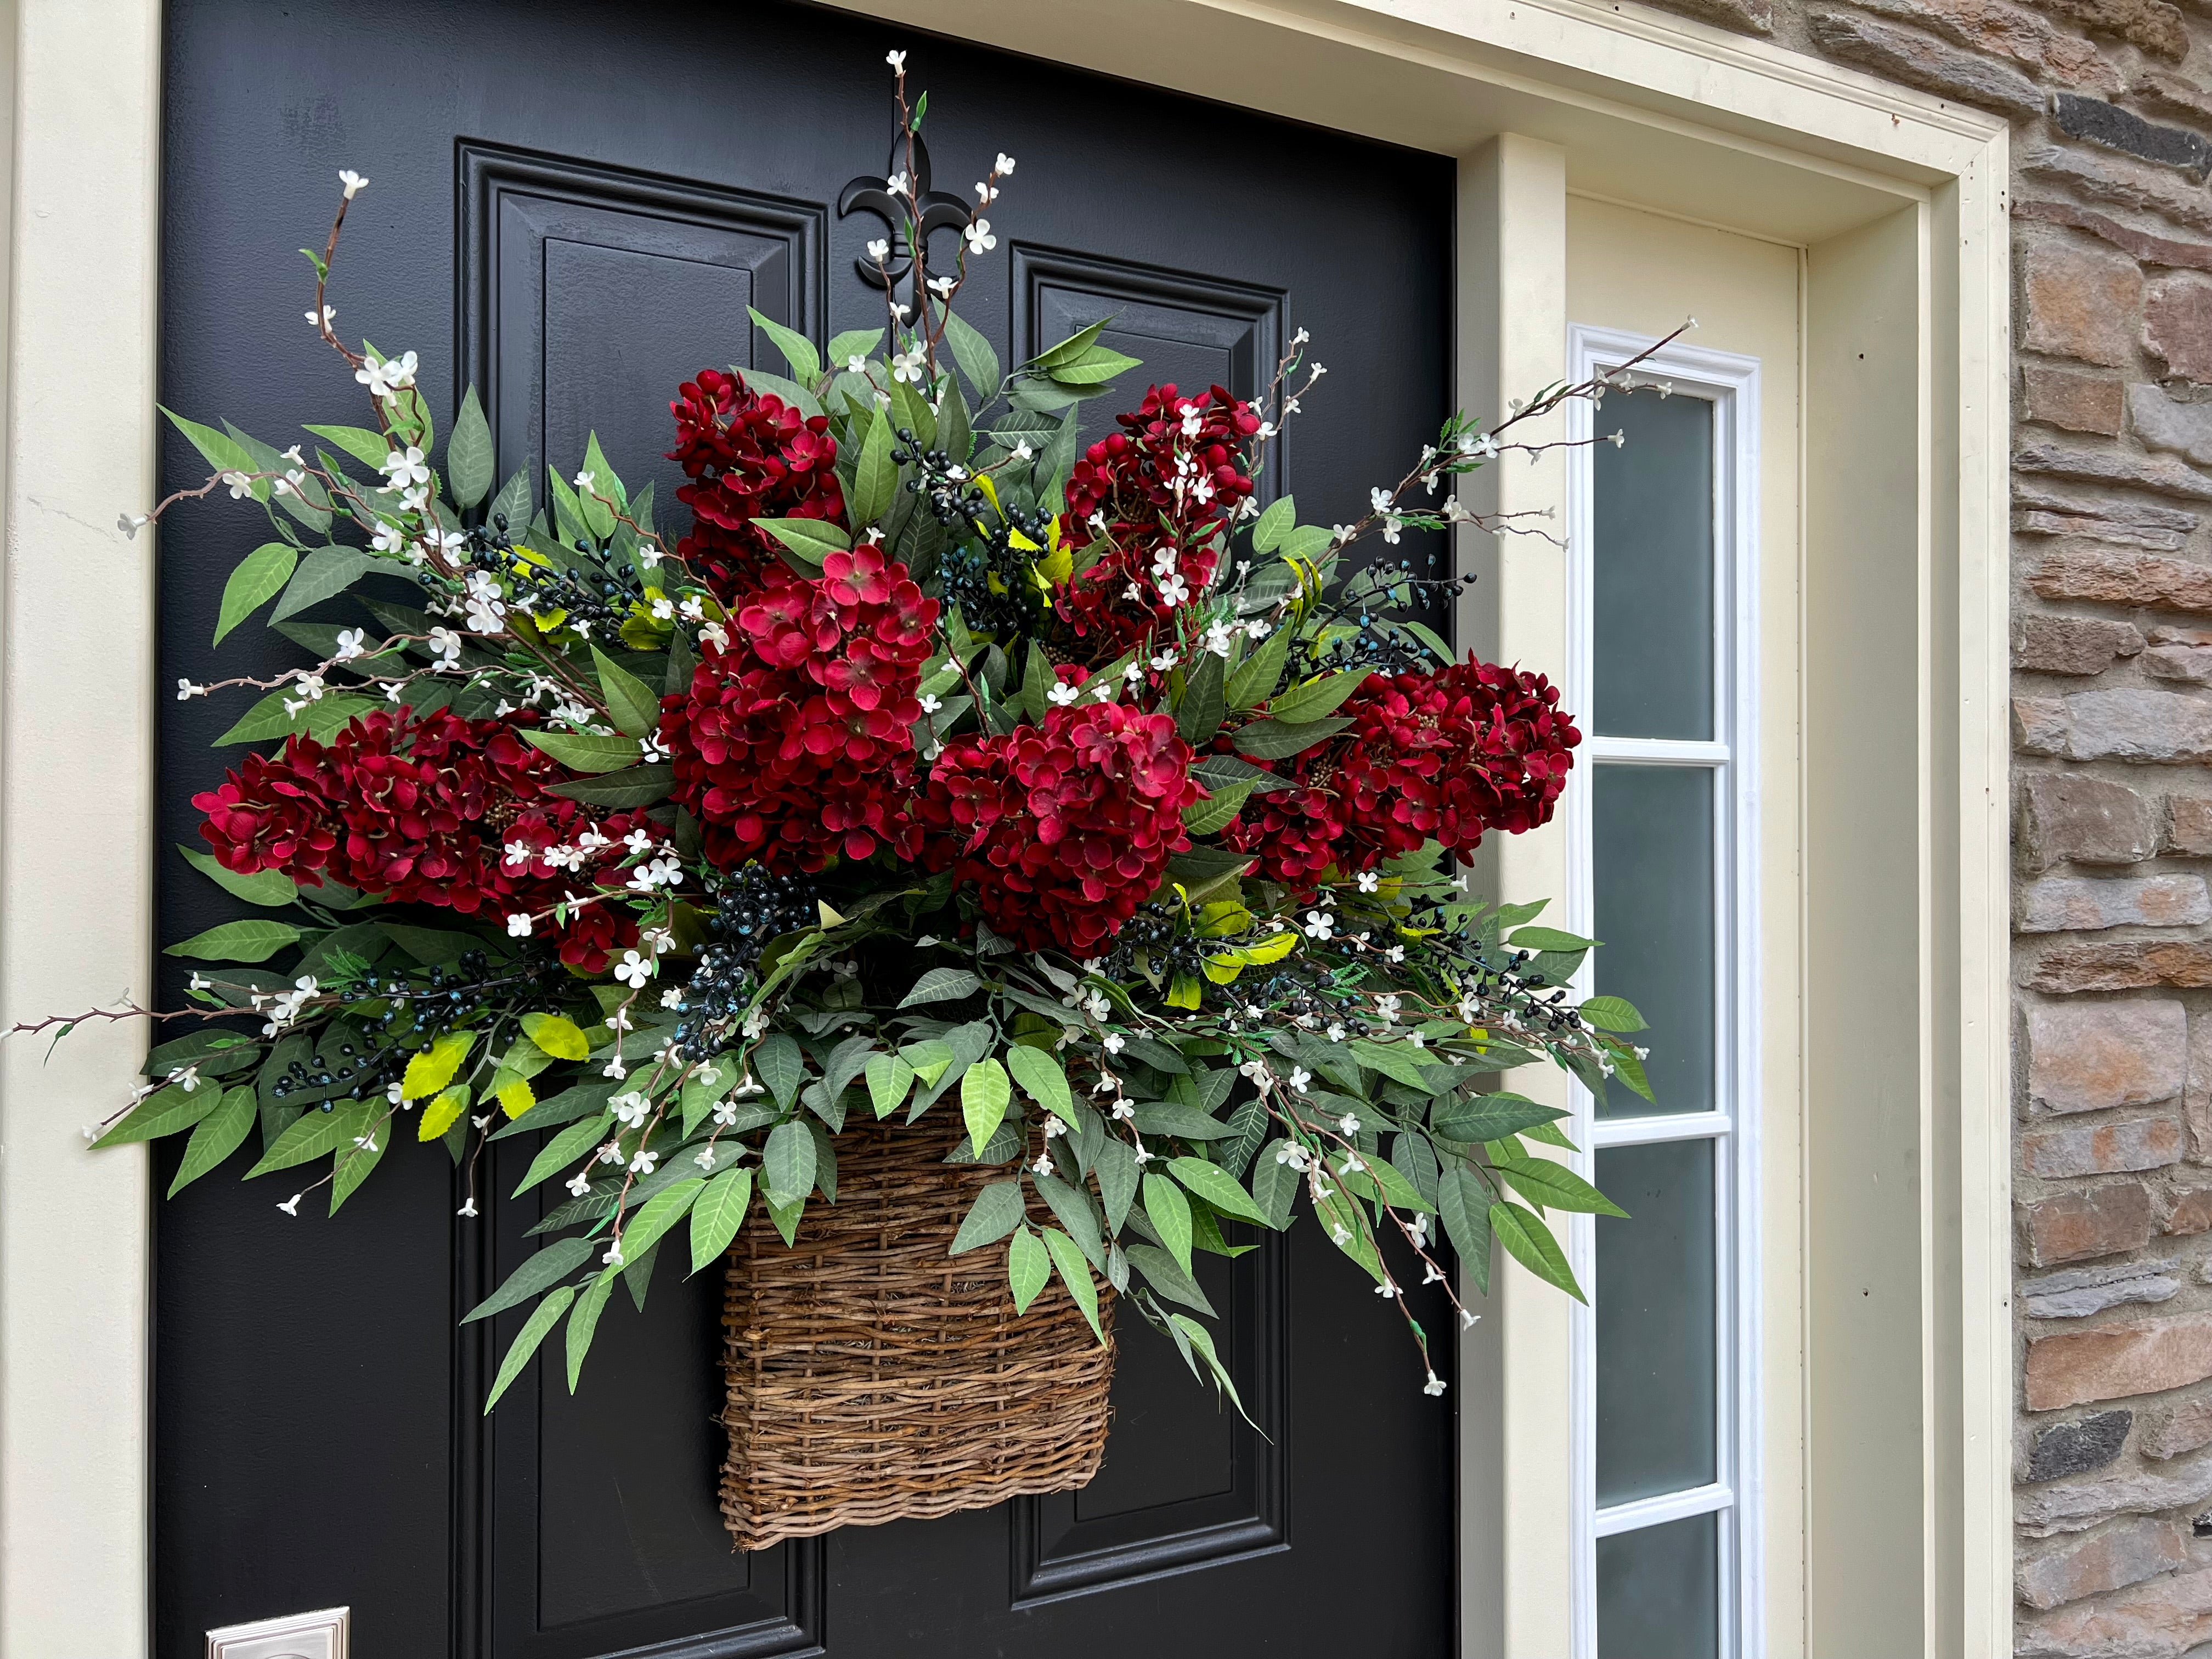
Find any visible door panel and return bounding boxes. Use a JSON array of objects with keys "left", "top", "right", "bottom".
[{"left": 157, "top": 4, "right": 1455, "bottom": 1654}]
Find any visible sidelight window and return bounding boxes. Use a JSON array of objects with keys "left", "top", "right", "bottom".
[{"left": 1563, "top": 326, "right": 1762, "bottom": 1659}]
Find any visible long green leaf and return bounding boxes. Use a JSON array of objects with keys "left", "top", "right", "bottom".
[
  {"left": 617, "top": 1177, "right": 706, "bottom": 1262},
  {"left": 518, "top": 729, "right": 641, "bottom": 774},
  {"left": 753, "top": 1033, "right": 806, "bottom": 1110},
  {"left": 486, "top": 1286, "right": 576, "bottom": 1411},
  {"left": 1267, "top": 670, "right": 1370, "bottom": 724},
  {"left": 514, "top": 1115, "right": 610, "bottom": 1197},
  {"left": 747, "top": 306, "right": 821, "bottom": 384},
  {"left": 1489, "top": 1199, "right": 1583, "bottom": 1301},
  {"left": 962, "top": 1058, "right": 1012, "bottom": 1157},
  {"left": 1166, "top": 1156, "right": 1270, "bottom": 1226},
  {"left": 950, "top": 1178, "right": 1024, "bottom": 1255},
  {"left": 1143, "top": 1171, "right": 1194, "bottom": 1275},
  {"left": 544, "top": 765, "right": 674, "bottom": 809},
  {"left": 213, "top": 543, "right": 299, "bottom": 645},
  {"left": 447, "top": 386, "right": 495, "bottom": 509},
  {"left": 271, "top": 547, "right": 383, "bottom": 622},
  {"left": 1249, "top": 495, "right": 1296, "bottom": 554},
  {"left": 1231, "top": 715, "right": 1354, "bottom": 761},
  {"left": 302, "top": 422, "right": 391, "bottom": 471},
  {"left": 1175, "top": 651, "right": 1226, "bottom": 746},
  {"left": 565, "top": 1266, "right": 619, "bottom": 1392},
  {"left": 178, "top": 843, "right": 296, "bottom": 907},
  {"left": 1431, "top": 1093, "right": 1568, "bottom": 1143},
  {"left": 464, "top": 1235, "right": 595, "bottom": 1324},
  {"left": 95, "top": 1081, "right": 219, "bottom": 1149},
  {"left": 762, "top": 1119, "right": 816, "bottom": 1205},
  {"left": 244, "top": 1099, "right": 370, "bottom": 1177},
  {"left": 689, "top": 1168, "right": 754, "bottom": 1273},
  {"left": 1005, "top": 1045, "right": 1076, "bottom": 1128},
  {"left": 754, "top": 517, "right": 850, "bottom": 572},
  {"left": 850, "top": 408, "right": 896, "bottom": 528},
  {"left": 591, "top": 647, "right": 661, "bottom": 739},
  {"left": 900, "top": 966, "right": 981, "bottom": 1007},
  {"left": 940, "top": 308, "right": 1001, "bottom": 399},
  {"left": 1225, "top": 627, "right": 1292, "bottom": 710},
  {"left": 1493, "top": 1151, "right": 1629, "bottom": 1217},
  {"left": 167, "top": 1086, "right": 257, "bottom": 1195},
  {"left": 213, "top": 688, "right": 380, "bottom": 747},
  {"left": 1008, "top": 1227, "right": 1052, "bottom": 1313},
  {"left": 163, "top": 920, "right": 302, "bottom": 963},
  {"left": 1041, "top": 1226, "right": 1106, "bottom": 1344}
]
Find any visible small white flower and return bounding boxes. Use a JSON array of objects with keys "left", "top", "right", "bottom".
[
  {"left": 974, "top": 180, "right": 998, "bottom": 204},
  {"left": 996, "top": 151, "right": 1017, "bottom": 174},
  {"left": 1084, "top": 991, "right": 1111, "bottom": 1020},
  {"left": 602, "top": 1054, "right": 628, "bottom": 1080},
  {"left": 1042, "top": 1116, "right": 1068, "bottom": 1139},
  {"left": 867, "top": 237, "right": 890, "bottom": 262},
  {"left": 1303, "top": 910, "right": 1336, "bottom": 941},
  {"left": 175, "top": 679, "right": 205, "bottom": 701},
  {"left": 885, "top": 171, "right": 910, "bottom": 196},
  {"left": 1375, "top": 994, "right": 1402, "bottom": 1023},
  {"left": 642, "top": 927, "right": 675, "bottom": 955},
  {"left": 427, "top": 627, "right": 464, "bottom": 668},
  {"left": 119, "top": 512, "right": 150, "bottom": 539},
  {"left": 565, "top": 1170, "right": 592, "bottom": 1197},
  {"left": 890, "top": 344, "right": 927, "bottom": 385},
  {"left": 1325, "top": 1022, "right": 1347, "bottom": 1043},
  {"left": 1330, "top": 1222, "right": 1351, "bottom": 1245},
  {"left": 1031, "top": 1152, "right": 1053, "bottom": 1175},
  {"left": 1356, "top": 870, "right": 1380, "bottom": 894},
  {"left": 1373, "top": 1280, "right": 1395, "bottom": 1297},
  {"left": 1338, "top": 1112, "right": 1362, "bottom": 1136},
  {"left": 964, "top": 219, "right": 996, "bottom": 256},
  {"left": 338, "top": 168, "right": 368, "bottom": 198},
  {"left": 1150, "top": 648, "right": 1180, "bottom": 672},
  {"left": 928, "top": 274, "right": 957, "bottom": 298},
  {"left": 1423, "top": 1373, "right": 1447, "bottom": 1397},
  {"left": 334, "top": 627, "right": 367, "bottom": 661},
  {"left": 846, "top": 354, "right": 868, "bottom": 375},
  {"left": 629, "top": 1148, "right": 659, "bottom": 1175},
  {"left": 1047, "top": 681, "right": 1080, "bottom": 707},
  {"left": 612, "top": 1092, "right": 651, "bottom": 1128},
  {"left": 1103, "top": 1032, "right": 1126, "bottom": 1054},
  {"left": 1012, "top": 441, "right": 1034, "bottom": 461},
  {"left": 885, "top": 48, "right": 906, "bottom": 69},
  {"left": 597, "top": 1141, "right": 626, "bottom": 1166},
  {"left": 661, "top": 988, "right": 685, "bottom": 1010},
  {"left": 603, "top": 1243, "right": 626, "bottom": 1267},
  {"left": 695, "top": 1147, "right": 719, "bottom": 1171},
  {"left": 919, "top": 692, "right": 943, "bottom": 715},
  {"left": 352, "top": 1133, "right": 379, "bottom": 1155},
  {"left": 1288, "top": 1066, "right": 1312, "bottom": 1093},
  {"left": 277, "top": 1194, "right": 303, "bottom": 1217},
  {"left": 380, "top": 445, "right": 430, "bottom": 489},
  {"left": 613, "top": 949, "right": 653, "bottom": 989},
  {"left": 221, "top": 471, "right": 254, "bottom": 500},
  {"left": 1156, "top": 573, "right": 1190, "bottom": 606},
  {"left": 505, "top": 912, "right": 533, "bottom": 938},
  {"left": 1239, "top": 1058, "right": 1272, "bottom": 1090}
]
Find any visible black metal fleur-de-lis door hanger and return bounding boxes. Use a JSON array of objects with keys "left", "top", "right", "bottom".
[{"left": 838, "top": 133, "right": 973, "bottom": 324}]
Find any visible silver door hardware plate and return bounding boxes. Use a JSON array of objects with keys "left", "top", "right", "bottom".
[{"left": 205, "top": 1605, "right": 349, "bottom": 1659}]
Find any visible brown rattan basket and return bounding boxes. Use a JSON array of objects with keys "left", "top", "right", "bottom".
[{"left": 718, "top": 1118, "right": 1116, "bottom": 1549}]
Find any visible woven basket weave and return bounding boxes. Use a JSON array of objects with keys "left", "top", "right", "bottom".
[{"left": 718, "top": 1118, "right": 1117, "bottom": 1549}]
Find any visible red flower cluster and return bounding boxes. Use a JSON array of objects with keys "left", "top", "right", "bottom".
[
  {"left": 660, "top": 543, "right": 938, "bottom": 872},
  {"left": 918, "top": 701, "right": 1203, "bottom": 956},
  {"left": 1221, "top": 661, "right": 1581, "bottom": 889},
  {"left": 193, "top": 708, "right": 649, "bottom": 969},
  {"left": 667, "top": 368, "right": 846, "bottom": 602},
  {"left": 1053, "top": 383, "right": 1261, "bottom": 657}
]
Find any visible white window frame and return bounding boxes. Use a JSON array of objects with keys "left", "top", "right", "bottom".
[{"left": 1561, "top": 325, "right": 1763, "bottom": 1659}]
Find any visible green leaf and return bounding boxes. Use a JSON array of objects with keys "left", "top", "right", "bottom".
[
  {"left": 689, "top": 1167, "right": 754, "bottom": 1273},
  {"left": 1490, "top": 1199, "right": 1584, "bottom": 1301},
  {"left": 1166, "top": 1156, "right": 1270, "bottom": 1226},
  {"left": 1049, "top": 343, "right": 1143, "bottom": 386},
  {"left": 302, "top": 422, "right": 392, "bottom": 471},
  {"left": 826, "top": 327, "right": 885, "bottom": 368},
  {"left": 564, "top": 1266, "right": 619, "bottom": 1392},
  {"left": 1143, "top": 1171, "right": 1194, "bottom": 1275},
  {"left": 273, "top": 547, "right": 387, "bottom": 623},
  {"left": 1005, "top": 1044, "right": 1076, "bottom": 1128},
  {"left": 616, "top": 1176, "right": 706, "bottom": 1262},
  {"left": 1250, "top": 1143, "right": 1300, "bottom": 1229},
  {"left": 747, "top": 306, "right": 820, "bottom": 385},
  {"left": 1008, "top": 1227, "right": 1052, "bottom": 1312},
  {"left": 753, "top": 1033, "right": 806, "bottom": 1110},
  {"left": 213, "top": 543, "right": 300, "bottom": 645},
  {"left": 1041, "top": 1226, "right": 1106, "bottom": 1344},
  {"left": 328, "top": 1111, "right": 388, "bottom": 1212},
  {"left": 1578, "top": 995, "right": 1647, "bottom": 1033},
  {"left": 850, "top": 408, "right": 897, "bottom": 528},
  {"left": 865, "top": 1052, "right": 916, "bottom": 1119},
  {"left": 447, "top": 386, "right": 495, "bottom": 510},
  {"left": 1125, "top": 1241, "right": 1216, "bottom": 1314},
  {"left": 900, "top": 966, "right": 981, "bottom": 1007},
  {"left": 1508, "top": 926, "right": 1599, "bottom": 952},
  {"left": 1315, "top": 1181, "right": 1385, "bottom": 1283},
  {"left": 544, "top": 765, "right": 674, "bottom": 809},
  {"left": 940, "top": 308, "right": 1001, "bottom": 399},
  {"left": 243, "top": 1099, "right": 369, "bottom": 1175},
  {"left": 590, "top": 646, "right": 662, "bottom": 739},
  {"left": 485, "top": 1286, "right": 576, "bottom": 1411},
  {"left": 1267, "top": 670, "right": 1369, "bottom": 724},
  {"left": 1231, "top": 715, "right": 1354, "bottom": 761},
  {"left": 1033, "top": 318, "right": 1109, "bottom": 370},
  {"left": 962, "top": 1058, "right": 1013, "bottom": 1156},
  {"left": 1093, "top": 1138, "right": 1139, "bottom": 1232},
  {"left": 1249, "top": 494, "right": 1295, "bottom": 554},
  {"left": 1225, "top": 627, "right": 1292, "bottom": 711},
  {"left": 94, "top": 1081, "right": 219, "bottom": 1149},
  {"left": 464, "top": 1235, "right": 594, "bottom": 1323},
  {"left": 177, "top": 843, "right": 296, "bottom": 907},
  {"left": 1278, "top": 524, "right": 1334, "bottom": 560},
  {"left": 1493, "top": 1151, "right": 1628, "bottom": 1217},
  {"left": 514, "top": 1114, "right": 610, "bottom": 1197},
  {"left": 1130, "top": 1102, "right": 1233, "bottom": 1141},
  {"left": 163, "top": 920, "right": 302, "bottom": 963},
  {"left": 1431, "top": 1092, "right": 1568, "bottom": 1143},
  {"left": 762, "top": 1119, "right": 816, "bottom": 1205},
  {"left": 213, "top": 687, "right": 381, "bottom": 747},
  {"left": 1348, "top": 1037, "right": 1436, "bottom": 1091},
  {"left": 755, "top": 516, "right": 851, "bottom": 572},
  {"left": 741, "top": 366, "right": 824, "bottom": 420},
  {"left": 1166, "top": 1312, "right": 1253, "bottom": 1421},
  {"left": 165, "top": 406, "right": 259, "bottom": 490},
  {"left": 518, "top": 729, "right": 641, "bottom": 775},
  {"left": 1175, "top": 651, "right": 1226, "bottom": 746},
  {"left": 950, "top": 1179, "right": 1025, "bottom": 1255},
  {"left": 575, "top": 433, "right": 620, "bottom": 539},
  {"left": 1438, "top": 1161, "right": 1493, "bottom": 1294},
  {"left": 488, "top": 467, "right": 533, "bottom": 530},
  {"left": 166, "top": 1086, "right": 257, "bottom": 1194}
]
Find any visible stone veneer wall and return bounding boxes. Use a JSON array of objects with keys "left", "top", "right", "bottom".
[{"left": 1619, "top": 0, "right": 2212, "bottom": 1644}]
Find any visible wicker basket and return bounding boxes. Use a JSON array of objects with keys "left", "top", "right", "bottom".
[{"left": 718, "top": 1118, "right": 1117, "bottom": 1549}]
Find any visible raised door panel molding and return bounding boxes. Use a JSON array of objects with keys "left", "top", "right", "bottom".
[
  {"left": 1011, "top": 1230, "right": 1289, "bottom": 1604},
  {"left": 205, "top": 1606, "right": 348, "bottom": 1659},
  {"left": 458, "top": 140, "right": 827, "bottom": 526}
]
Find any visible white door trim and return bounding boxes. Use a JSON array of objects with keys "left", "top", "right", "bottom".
[{"left": 0, "top": 1, "right": 2010, "bottom": 1654}]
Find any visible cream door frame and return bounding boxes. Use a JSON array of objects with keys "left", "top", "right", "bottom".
[{"left": 0, "top": 1, "right": 2007, "bottom": 1655}]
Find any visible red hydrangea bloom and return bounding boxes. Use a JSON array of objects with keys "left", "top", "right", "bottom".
[
  {"left": 194, "top": 708, "right": 648, "bottom": 970},
  {"left": 1053, "top": 383, "right": 1261, "bottom": 658},
  {"left": 918, "top": 701, "right": 1203, "bottom": 956},
  {"left": 660, "top": 543, "right": 938, "bottom": 872},
  {"left": 1221, "top": 661, "right": 1580, "bottom": 887},
  {"left": 667, "top": 368, "right": 847, "bottom": 602}
]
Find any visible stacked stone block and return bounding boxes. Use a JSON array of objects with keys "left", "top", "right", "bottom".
[{"left": 1621, "top": 0, "right": 2212, "bottom": 1641}]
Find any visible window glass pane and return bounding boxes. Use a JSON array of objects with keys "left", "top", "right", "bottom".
[
  {"left": 1597, "top": 1512, "right": 1720, "bottom": 1659},
  {"left": 1596, "top": 1138, "right": 1719, "bottom": 1505},
  {"left": 1593, "top": 386, "right": 1715, "bottom": 740},
  {"left": 1593, "top": 765, "right": 1716, "bottom": 1118}
]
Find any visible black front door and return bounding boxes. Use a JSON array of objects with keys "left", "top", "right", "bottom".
[{"left": 156, "top": 4, "right": 1457, "bottom": 1653}]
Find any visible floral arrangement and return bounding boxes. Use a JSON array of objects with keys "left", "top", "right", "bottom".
[{"left": 50, "top": 68, "right": 1654, "bottom": 1415}]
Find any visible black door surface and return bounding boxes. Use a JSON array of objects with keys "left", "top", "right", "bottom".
[{"left": 156, "top": 4, "right": 1457, "bottom": 1654}]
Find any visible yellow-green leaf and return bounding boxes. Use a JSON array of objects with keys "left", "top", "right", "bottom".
[
  {"left": 1008, "top": 1227, "right": 1051, "bottom": 1313},
  {"left": 961, "top": 1057, "right": 1012, "bottom": 1156},
  {"left": 418, "top": 1084, "right": 471, "bottom": 1141},
  {"left": 520, "top": 1012, "right": 590, "bottom": 1062},
  {"left": 497, "top": 1078, "right": 537, "bottom": 1119},
  {"left": 403, "top": 1029, "right": 476, "bottom": 1101}
]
